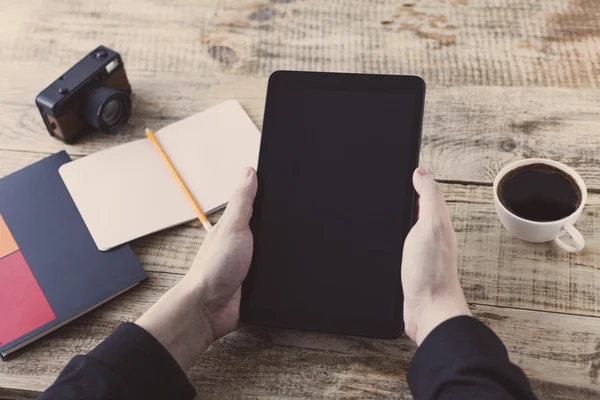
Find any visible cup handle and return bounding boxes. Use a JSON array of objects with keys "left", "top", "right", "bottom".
[{"left": 553, "top": 225, "right": 585, "bottom": 253}]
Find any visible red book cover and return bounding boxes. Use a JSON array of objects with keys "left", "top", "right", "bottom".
[{"left": 0, "top": 250, "right": 56, "bottom": 346}]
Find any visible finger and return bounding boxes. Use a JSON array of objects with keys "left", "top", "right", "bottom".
[
  {"left": 412, "top": 168, "right": 447, "bottom": 220},
  {"left": 221, "top": 167, "right": 258, "bottom": 230}
]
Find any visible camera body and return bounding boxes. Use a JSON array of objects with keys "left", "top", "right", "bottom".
[{"left": 36, "top": 46, "right": 132, "bottom": 143}]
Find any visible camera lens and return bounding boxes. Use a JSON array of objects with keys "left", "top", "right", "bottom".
[
  {"left": 83, "top": 86, "right": 131, "bottom": 134},
  {"left": 102, "top": 99, "right": 124, "bottom": 127}
]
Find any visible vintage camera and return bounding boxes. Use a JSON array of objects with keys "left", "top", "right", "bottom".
[{"left": 36, "top": 46, "right": 132, "bottom": 142}]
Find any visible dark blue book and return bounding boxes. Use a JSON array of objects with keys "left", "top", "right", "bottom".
[{"left": 0, "top": 151, "right": 147, "bottom": 359}]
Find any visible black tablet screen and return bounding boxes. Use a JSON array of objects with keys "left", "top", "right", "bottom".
[{"left": 245, "top": 74, "right": 422, "bottom": 336}]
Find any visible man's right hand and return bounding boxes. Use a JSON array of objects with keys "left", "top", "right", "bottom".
[{"left": 401, "top": 168, "right": 472, "bottom": 345}]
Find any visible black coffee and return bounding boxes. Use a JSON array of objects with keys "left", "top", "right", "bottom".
[{"left": 498, "top": 163, "right": 581, "bottom": 222}]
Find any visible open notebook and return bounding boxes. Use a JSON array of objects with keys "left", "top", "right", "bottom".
[{"left": 60, "top": 100, "right": 261, "bottom": 251}]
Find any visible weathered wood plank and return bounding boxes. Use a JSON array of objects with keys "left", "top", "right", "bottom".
[
  {"left": 1, "top": 67, "right": 600, "bottom": 189},
  {"left": 92, "top": 177, "right": 600, "bottom": 318},
  {"left": 0, "top": 271, "right": 598, "bottom": 399},
  {"left": 1, "top": 0, "right": 599, "bottom": 88},
  {"left": 2, "top": 0, "right": 600, "bottom": 397},
  {"left": 128, "top": 182, "right": 600, "bottom": 319},
  {"left": 130, "top": 181, "right": 600, "bottom": 318},
  {"left": 0, "top": 149, "right": 598, "bottom": 317},
  {"left": 446, "top": 182, "right": 600, "bottom": 317}
]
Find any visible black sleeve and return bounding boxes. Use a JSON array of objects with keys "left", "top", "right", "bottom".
[
  {"left": 407, "top": 316, "right": 536, "bottom": 400},
  {"left": 38, "top": 323, "right": 196, "bottom": 400}
]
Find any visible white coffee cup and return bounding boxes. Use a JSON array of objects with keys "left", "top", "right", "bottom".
[{"left": 493, "top": 158, "right": 587, "bottom": 252}]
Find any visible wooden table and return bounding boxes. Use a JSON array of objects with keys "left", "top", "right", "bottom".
[{"left": 1, "top": 0, "right": 600, "bottom": 398}]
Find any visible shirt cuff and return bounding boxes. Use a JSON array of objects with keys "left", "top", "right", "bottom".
[
  {"left": 407, "top": 316, "right": 509, "bottom": 393},
  {"left": 88, "top": 322, "right": 196, "bottom": 400}
]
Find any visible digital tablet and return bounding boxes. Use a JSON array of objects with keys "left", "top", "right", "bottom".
[{"left": 241, "top": 71, "right": 425, "bottom": 338}]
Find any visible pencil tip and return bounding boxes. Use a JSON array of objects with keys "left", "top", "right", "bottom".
[{"left": 145, "top": 127, "right": 151, "bottom": 134}]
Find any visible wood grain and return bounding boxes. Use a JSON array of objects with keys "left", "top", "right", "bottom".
[
  {"left": 0, "top": 271, "right": 598, "bottom": 399},
  {"left": 2, "top": 0, "right": 600, "bottom": 397},
  {"left": 445, "top": 182, "right": 600, "bottom": 316},
  {"left": 1, "top": 65, "right": 600, "bottom": 189},
  {"left": 1, "top": 0, "right": 599, "bottom": 87},
  {"left": 109, "top": 180, "right": 600, "bottom": 318}
]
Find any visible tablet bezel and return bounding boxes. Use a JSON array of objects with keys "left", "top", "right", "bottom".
[{"left": 241, "top": 71, "right": 425, "bottom": 339}]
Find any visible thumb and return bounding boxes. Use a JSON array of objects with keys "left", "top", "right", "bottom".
[
  {"left": 412, "top": 167, "right": 447, "bottom": 220},
  {"left": 221, "top": 167, "right": 258, "bottom": 231}
]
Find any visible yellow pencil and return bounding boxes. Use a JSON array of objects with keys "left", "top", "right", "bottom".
[{"left": 145, "top": 128, "right": 213, "bottom": 232}]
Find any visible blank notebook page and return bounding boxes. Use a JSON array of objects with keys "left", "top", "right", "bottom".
[{"left": 60, "top": 100, "right": 260, "bottom": 251}]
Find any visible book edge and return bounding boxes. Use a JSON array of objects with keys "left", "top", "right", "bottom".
[{"left": 1, "top": 282, "right": 141, "bottom": 360}]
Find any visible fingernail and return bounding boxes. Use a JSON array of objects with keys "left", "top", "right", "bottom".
[
  {"left": 418, "top": 168, "right": 428, "bottom": 176},
  {"left": 243, "top": 167, "right": 252, "bottom": 178}
]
